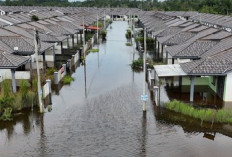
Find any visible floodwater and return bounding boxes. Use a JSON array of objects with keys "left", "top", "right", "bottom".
[{"left": 1, "top": 21, "right": 232, "bottom": 157}]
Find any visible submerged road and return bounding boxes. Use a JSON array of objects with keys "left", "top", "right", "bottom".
[{"left": 1, "top": 21, "right": 232, "bottom": 157}]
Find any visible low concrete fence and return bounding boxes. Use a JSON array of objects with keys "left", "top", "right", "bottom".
[
  {"left": 4, "top": 71, "right": 30, "bottom": 80},
  {"left": 67, "top": 50, "right": 81, "bottom": 71},
  {"left": 146, "top": 68, "right": 159, "bottom": 106},
  {"left": 147, "top": 69, "right": 154, "bottom": 89},
  {"left": 42, "top": 80, "right": 52, "bottom": 98},
  {"left": 54, "top": 64, "right": 67, "bottom": 85}
]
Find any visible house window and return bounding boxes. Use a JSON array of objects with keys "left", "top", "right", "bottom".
[{"left": 212, "top": 76, "right": 216, "bottom": 86}]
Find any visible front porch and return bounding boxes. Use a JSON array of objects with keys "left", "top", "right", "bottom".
[{"left": 153, "top": 64, "right": 228, "bottom": 108}]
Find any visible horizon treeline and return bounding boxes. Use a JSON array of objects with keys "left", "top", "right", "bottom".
[{"left": 0, "top": 0, "right": 232, "bottom": 15}]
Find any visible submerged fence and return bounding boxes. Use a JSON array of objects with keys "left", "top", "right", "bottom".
[{"left": 54, "top": 64, "right": 67, "bottom": 85}]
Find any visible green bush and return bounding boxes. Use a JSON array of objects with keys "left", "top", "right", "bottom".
[
  {"left": 101, "top": 31, "right": 107, "bottom": 40},
  {"left": 93, "top": 21, "right": 103, "bottom": 28},
  {"left": 19, "top": 80, "right": 30, "bottom": 99},
  {"left": 131, "top": 58, "right": 143, "bottom": 70},
  {"left": 126, "top": 29, "right": 132, "bottom": 38},
  {"left": 135, "top": 37, "right": 155, "bottom": 50},
  {"left": 0, "top": 107, "right": 12, "bottom": 121},
  {"left": 31, "top": 15, "right": 39, "bottom": 21},
  {"left": 1, "top": 80, "right": 12, "bottom": 98},
  {"left": 126, "top": 42, "right": 132, "bottom": 46},
  {"left": 46, "top": 67, "right": 56, "bottom": 76},
  {"left": 106, "top": 19, "right": 112, "bottom": 24},
  {"left": 63, "top": 75, "right": 75, "bottom": 84}
]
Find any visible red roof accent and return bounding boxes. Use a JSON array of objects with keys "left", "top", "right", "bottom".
[{"left": 85, "top": 26, "right": 101, "bottom": 30}]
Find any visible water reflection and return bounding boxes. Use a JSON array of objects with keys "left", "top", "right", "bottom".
[
  {"left": 84, "top": 62, "right": 87, "bottom": 98},
  {"left": 38, "top": 114, "right": 47, "bottom": 157},
  {"left": 155, "top": 108, "right": 232, "bottom": 138},
  {"left": 139, "top": 113, "right": 147, "bottom": 157},
  {"left": 0, "top": 108, "right": 41, "bottom": 140}
]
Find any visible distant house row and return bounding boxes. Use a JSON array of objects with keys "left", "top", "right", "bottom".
[
  {"left": 0, "top": 6, "right": 141, "bottom": 93},
  {"left": 139, "top": 11, "right": 232, "bottom": 106}
]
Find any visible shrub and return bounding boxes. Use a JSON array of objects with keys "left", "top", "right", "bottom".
[
  {"left": 19, "top": 80, "right": 30, "bottom": 99},
  {"left": 63, "top": 75, "right": 75, "bottom": 85},
  {"left": 0, "top": 107, "right": 12, "bottom": 121},
  {"left": 31, "top": 15, "right": 39, "bottom": 21},
  {"left": 93, "top": 21, "right": 103, "bottom": 28},
  {"left": 131, "top": 58, "right": 143, "bottom": 71},
  {"left": 106, "top": 19, "right": 112, "bottom": 24},
  {"left": 126, "top": 29, "right": 132, "bottom": 38},
  {"left": 101, "top": 31, "right": 107, "bottom": 40},
  {"left": 1, "top": 80, "right": 12, "bottom": 98},
  {"left": 46, "top": 67, "right": 56, "bottom": 76},
  {"left": 126, "top": 42, "right": 132, "bottom": 46}
]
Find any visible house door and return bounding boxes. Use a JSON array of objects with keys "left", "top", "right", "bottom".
[{"left": 217, "top": 76, "right": 225, "bottom": 99}]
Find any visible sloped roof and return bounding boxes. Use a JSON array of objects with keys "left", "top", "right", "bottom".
[
  {"left": 0, "top": 50, "right": 29, "bottom": 69},
  {"left": 174, "top": 40, "right": 218, "bottom": 58},
  {"left": 202, "top": 31, "right": 231, "bottom": 40},
  {"left": 163, "top": 32, "right": 195, "bottom": 45},
  {"left": 180, "top": 49, "right": 232, "bottom": 75}
]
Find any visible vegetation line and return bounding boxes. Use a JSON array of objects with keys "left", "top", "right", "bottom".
[{"left": 165, "top": 100, "right": 232, "bottom": 124}]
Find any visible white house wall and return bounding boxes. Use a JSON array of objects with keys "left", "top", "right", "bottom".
[
  {"left": 0, "top": 69, "right": 30, "bottom": 82},
  {"left": 55, "top": 42, "right": 62, "bottom": 54},
  {"left": 224, "top": 72, "right": 232, "bottom": 102}
]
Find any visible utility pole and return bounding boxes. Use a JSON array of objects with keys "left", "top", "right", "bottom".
[
  {"left": 83, "top": 16, "right": 86, "bottom": 61},
  {"left": 104, "top": 10, "right": 106, "bottom": 30},
  {"left": 34, "top": 29, "right": 44, "bottom": 113},
  {"left": 142, "top": 28, "right": 147, "bottom": 112},
  {"left": 130, "top": 9, "right": 132, "bottom": 44},
  {"left": 97, "top": 13, "right": 99, "bottom": 43}
]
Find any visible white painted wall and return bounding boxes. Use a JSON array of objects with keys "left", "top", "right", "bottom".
[
  {"left": 55, "top": 42, "right": 62, "bottom": 54},
  {"left": 0, "top": 69, "right": 9, "bottom": 82},
  {"left": 224, "top": 72, "right": 232, "bottom": 102},
  {"left": 177, "top": 58, "right": 191, "bottom": 64},
  {"left": 0, "top": 70, "right": 30, "bottom": 81}
]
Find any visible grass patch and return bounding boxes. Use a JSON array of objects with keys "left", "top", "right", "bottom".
[
  {"left": 88, "top": 49, "right": 99, "bottom": 52},
  {"left": 165, "top": 100, "right": 232, "bottom": 124},
  {"left": 126, "top": 42, "right": 132, "bottom": 46},
  {"left": 63, "top": 75, "right": 75, "bottom": 85}
]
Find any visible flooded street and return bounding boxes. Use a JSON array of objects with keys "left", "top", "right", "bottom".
[{"left": 1, "top": 21, "right": 232, "bottom": 157}]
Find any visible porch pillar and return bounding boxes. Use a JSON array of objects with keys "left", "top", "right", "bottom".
[
  {"left": 172, "top": 58, "right": 175, "bottom": 64},
  {"left": 80, "top": 32, "right": 82, "bottom": 43},
  {"left": 11, "top": 69, "right": 16, "bottom": 93},
  {"left": 161, "top": 45, "right": 164, "bottom": 60},
  {"left": 190, "top": 76, "right": 195, "bottom": 102},
  {"left": 166, "top": 50, "right": 168, "bottom": 64},
  {"left": 76, "top": 33, "right": 79, "bottom": 44},
  {"left": 30, "top": 58, "right": 33, "bottom": 83},
  {"left": 72, "top": 35, "right": 74, "bottom": 48},
  {"left": 67, "top": 37, "right": 70, "bottom": 49},
  {"left": 60, "top": 41, "right": 63, "bottom": 54},
  {"left": 53, "top": 45, "right": 56, "bottom": 67},
  {"left": 42, "top": 52, "right": 46, "bottom": 70},
  {"left": 157, "top": 42, "right": 160, "bottom": 59}
]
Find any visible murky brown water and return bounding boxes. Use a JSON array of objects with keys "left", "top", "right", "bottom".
[{"left": 1, "top": 21, "right": 232, "bottom": 157}]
